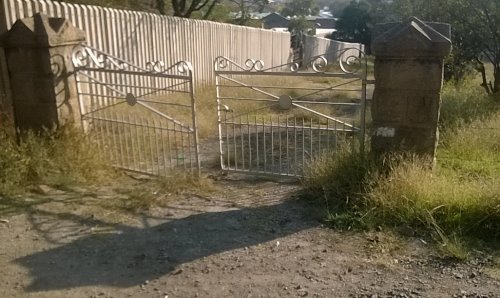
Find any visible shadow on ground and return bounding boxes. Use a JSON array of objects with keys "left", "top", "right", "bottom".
[{"left": 15, "top": 197, "right": 320, "bottom": 292}]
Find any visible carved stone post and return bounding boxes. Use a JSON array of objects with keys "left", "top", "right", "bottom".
[
  {"left": 0, "top": 13, "right": 85, "bottom": 131},
  {"left": 371, "top": 17, "right": 451, "bottom": 162}
]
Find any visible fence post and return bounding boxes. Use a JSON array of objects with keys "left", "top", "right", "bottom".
[
  {"left": 371, "top": 17, "right": 451, "bottom": 163},
  {"left": 0, "top": 3, "right": 14, "bottom": 128},
  {"left": 0, "top": 13, "right": 85, "bottom": 131}
]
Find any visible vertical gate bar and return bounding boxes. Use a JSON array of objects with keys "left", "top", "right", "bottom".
[
  {"left": 286, "top": 115, "right": 289, "bottom": 175},
  {"left": 180, "top": 124, "right": 186, "bottom": 170},
  {"left": 188, "top": 70, "right": 200, "bottom": 176},
  {"left": 359, "top": 78, "right": 367, "bottom": 153},
  {"left": 188, "top": 126, "right": 193, "bottom": 172},
  {"left": 153, "top": 119, "right": 162, "bottom": 176},
  {"left": 247, "top": 114, "right": 251, "bottom": 171},
  {"left": 140, "top": 116, "right": 149, "bottom": 173},
  {"left": 128, "top": 114, "right": 137, "bottom": 172},
  {"left": 302, "top": 117, "right": 305, "bottom": 175},
  {"left": 97, "top": 112, "right": 106, "bottom": 161},
  {"left": 134, "top": 114, "right": 142, "bottom": 172},
  {"left": 103, "top": 108, "right": 114, "bottom": 165},
  {"left": 262, "top": 116, "right": 266, "bottom": 172},
  {"left": 159, "top": 120, "right": 168, "bottom": 176},
  {"left": 174, "top": 123, "right": 180, "bottom": 168},
  {"left": 294, "top": 117, "right": 297, "bottom": 176},
  {"left": 166, "top": 121, "right": 173, "bottom": 169},
  {"left": 269, "top": 115, "right": 275, "bottom": 173},
  {"left": 112, "top": 110, "right": 124, "bottom": 169},
  {"left": 240, "top": 116, "right": 245, "bottom": 170},
  {"left": 317, "top": 117, "right": 321, "bottom": 157},
  {"left": 132, "top": 114, "right": 142, "bottom": 172},
  {"left": 334, "top": 121, "right": 338, "bottom": 150},
  {"left": 278, "top": 115, "right": 281, "bottom": 175},
  {"left": 327, "top": 118, "right": 330, "bottom": 151},
  {"left": 255, "top": 115, "right": 259, "bottom": 172},
  {"left": 215, "top": 73, "right": 224, "bottom": 171},
  {"left": 123, "top": 114, "right": 130, "bottom": 170},
  {"left": 225, "top": 113, "right": 230, "bottom": 168},
  {"left": 309, "top": 118, "right": 313, "bottom": 164},
  {"left": 233, "top": 116, "right": 237, "bottom": 169},
  {"left": 115, "top": 112, "right": 124, "bottom": 169},
  {"left": 146, "top": 119, "right": 155, "bottom": 175}
]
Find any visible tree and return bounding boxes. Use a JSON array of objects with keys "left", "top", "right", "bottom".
[
  {"left": 443, "top": 0, "right": 500, "bottom": 95},
  {"left": 157, "top": 0, "right": 220, "bottom": 19},
  {"left": 328, "top": 0, "right": 351, "bottom": 17},
  {"left": 281, "top": 0, "right": 319, "bottom": 17},
  {"left": 288, "top": 17, "right": 316, "bottom": 35},
  {"left": 388, "top": 0, "right": 500, "bottom": 95},
  {"left": 228, "top": 0, "right": 269, "bottom": 25},
  {"left": 329, "top": 0, "right": 373, "bottom": 50}
]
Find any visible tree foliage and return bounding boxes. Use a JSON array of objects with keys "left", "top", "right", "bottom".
[
  {"left": 281, "top": 0, "right": 319, "bottom": 17},
  {"left": 330, "top": 0, "right": 372, "bottom": 47},
  {"left": 389, "top": 0, "right": 500, "bottom": 94},
  {"left": 330, "top": 0, "right": 500, "bottom": 95},
  {"left": 166, "top": 0, "right": 220, "bottom": 18},
  {"left": 228, "top": 0, "right": 269, "bottom": 25}
]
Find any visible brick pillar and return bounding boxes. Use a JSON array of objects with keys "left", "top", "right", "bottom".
[
  {"left": 0, "top": 13, "right": 85, "bottom": 131},
  {"left": 371, "top": 17, "right": 451, "bottom": 162}
]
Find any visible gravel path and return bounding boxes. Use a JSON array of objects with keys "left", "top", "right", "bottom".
[{"left": 0, "top": 177, "right": 499, "bottom": 298}]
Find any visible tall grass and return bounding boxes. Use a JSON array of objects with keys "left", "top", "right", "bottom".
[
  {"left": 0, "top": 125, "right": 115, "bottom": 196},
  {"left": 302, "top": 80, "right": 500, "bottom": 258}
]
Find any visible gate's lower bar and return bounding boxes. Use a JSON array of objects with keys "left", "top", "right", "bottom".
[{"left": 220, "top": 115, "right": 359, "bottom": 178}]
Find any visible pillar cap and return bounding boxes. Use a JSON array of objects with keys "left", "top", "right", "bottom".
[
  {"left": 372, "top": 17, "right": 451, "bottom": 57},
  {"left": 1, "top": 13, "right": 85, "bottom": 48}
]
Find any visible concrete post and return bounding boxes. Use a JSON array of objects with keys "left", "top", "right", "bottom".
[
  {"left": 0, "top": 13, "right": 85, "bottom": 131},
  {"left": 371, "top": 17, "right": 451, "bottom": 161}
]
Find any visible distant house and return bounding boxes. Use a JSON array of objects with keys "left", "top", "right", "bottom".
[
  {"left": 261, "top": 12, "right": 337, "bottom": 37},
  {"left": 261, "top": 12, "right": 289, "bottom": 30},
  {"left": 308, "top": 17, "right": 337, "bottom": 37}
]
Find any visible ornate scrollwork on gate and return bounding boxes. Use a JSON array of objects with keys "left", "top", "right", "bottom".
[
  {"left": 146, "top": 60, "right": 193, "bottom": 75},
  {"left": 214, "top": 47, "right": 366, "bottom": 75},
  {"left": 72, "top": 45, "right": 132, "bottom": 70},
  {"left": 310, "top": 55, "right": 328, "bottom": 73},
  {"left": 338, "top": 47, "right": 366, "bottom": 74},
  {"left": 306, "top": 47, "right": 366, "bottom": 75}
]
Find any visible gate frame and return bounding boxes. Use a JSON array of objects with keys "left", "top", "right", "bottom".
[
  {"left": 214, "top": 48, "right": 368, "bottom": 178},
  {"left": 72, "top": 44, "right": 201, "bottom": 176}
]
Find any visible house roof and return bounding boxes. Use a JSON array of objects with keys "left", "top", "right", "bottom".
[{"left": 262, "top": 12, "right": 289, "bottom": 29}]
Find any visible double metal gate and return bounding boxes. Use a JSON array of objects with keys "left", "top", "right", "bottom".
[
  {"left": 72, "top": 45, "right": 367, "bottom": 179},
  {"left": 215, "top": 48, "right": 368, "bottom": 178},
  {"left": 72, "top": 45, "right": 200, "bottom": 176}
]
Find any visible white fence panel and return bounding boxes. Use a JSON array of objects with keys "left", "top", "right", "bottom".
[
  {"left": 0, "top": 0, "right": 292, "bottom": 86},
  {"left": 303, "top": 35, "right": 364, "bottom": 65}
]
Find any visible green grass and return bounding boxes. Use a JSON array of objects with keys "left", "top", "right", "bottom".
[
  {"left": 302, "top": 80, "right": 500, "bottom": 259},
  {"left": 0, "top": 125, "right": 116, "bottom": 196}
]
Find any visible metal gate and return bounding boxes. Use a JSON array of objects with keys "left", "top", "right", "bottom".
[
  {"left": 214, "top": 48, "right": 367, "bottom": 178},
  {"left": 72, "top": 45, "right": 200, "bottom": 176}
]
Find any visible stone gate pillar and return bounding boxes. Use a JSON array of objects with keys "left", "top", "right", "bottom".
[
  {"left": 371, "top": 17, "right": 451, "bottom": 162},
  {"left": 0, "top": 13, "right": 85, "bottom": 131}
]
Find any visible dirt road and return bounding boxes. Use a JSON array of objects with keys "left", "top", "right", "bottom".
[{"left": 0, "top": 177, "right": 499, "bottom": 297}]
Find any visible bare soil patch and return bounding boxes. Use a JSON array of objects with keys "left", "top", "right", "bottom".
[{"left": 0, "top": 175, "right": 499, "bottom": 298}]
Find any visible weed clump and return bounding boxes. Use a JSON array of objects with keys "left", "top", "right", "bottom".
[
  {"left": 302, "top": 80, "right": 500, "bottom": 258},
  {"left": 0, "top": 125, "right": 115, "bottom": 196}
]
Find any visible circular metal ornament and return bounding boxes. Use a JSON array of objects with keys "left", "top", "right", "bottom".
[
  {"left": 126, "top": 93, "right": 137, "bottom": 106},
  {"left": 278, "top": 95, "right": 293, "bottom": 110}
]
